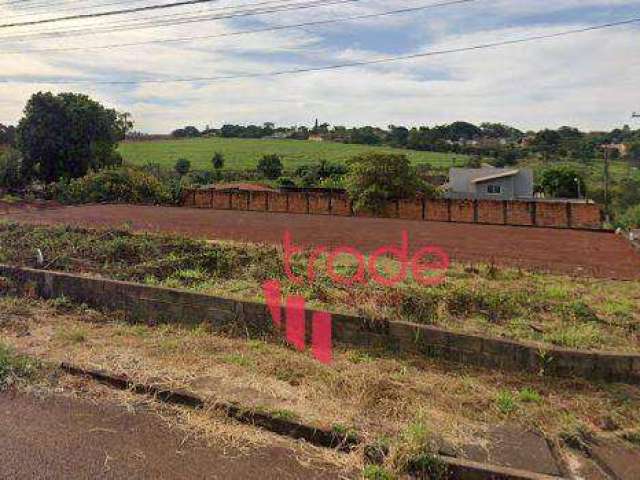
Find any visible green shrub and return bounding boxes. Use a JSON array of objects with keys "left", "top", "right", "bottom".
[
  {"left": 52, "top": 167, "right": 173, "bottom": 205},
  {"left": 277, "top": 176, "right": 296, "bottom": 188},
  {"left": 174, "top": 158, "right": 191, "bottom": 176},
  {"left": 345, "top": 152, "right": 425, "bottom": 214},
  {"left": 257, "top": 154, "right": 283, "bottom": 179},
  {"left": 0, "top": 148, "right": 24, "bottom": 189},
  {"left": 618, "top": 204, "right": 640, "bottom": 229}
]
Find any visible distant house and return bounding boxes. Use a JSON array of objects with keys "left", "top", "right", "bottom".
[
  {"left": 446, "top": 167, "right": 534, "bottom": 200},
  {"left": 603, "top": 143, "right": 629, "bottom": 157},
  {"left": 308, "top": 133, "right": 324, "bottom": 142}
]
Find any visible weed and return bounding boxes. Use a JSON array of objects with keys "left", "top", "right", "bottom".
[
  {"left": 54, "top": 325, "right": 88, "bottom": 344},
  {"left": 270, "top": 409, "right": 298, "bottom": 422},
  {"left": 621, "top": 430, "right": 640, "bottom": 446},
  {"left": 0, "top": 343, "right": 39, "bottom": 388},
  {"left": 496, "top": 390, "right": 517, "bottom": 414},
  {"left": 221, "top": 353, "right": 254, "bottom": 368},
  {"left": 408, "top": 453, "right": 449, "bottom": 480},
  {"left": 51, "top": 295, "right": 73, "bottom": 312},
  {"left": 362, "top": 465, "right": 395, "bottom": 480},
  {"left": 559, "top": 413, "right": 593, "bottom": 452},
  {"left": 518, "top": 387, "right": 542, "bottom": 404},
  {"left": 346, "top": 351, "right": 374, "bottom": 364},
  {"left": 543, "top": 324, "right": 602, "bottom": 349}
]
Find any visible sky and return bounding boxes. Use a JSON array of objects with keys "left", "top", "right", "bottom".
[{"left": 0, "top": 0, "right": 639, "bottom": 133}]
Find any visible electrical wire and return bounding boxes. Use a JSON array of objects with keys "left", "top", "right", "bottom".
[
  {"left": 4, "top": 15, "right": 638, "bottom": 85},
  {"left": 0, "top": 0, "right": 474, "bottom": 54}
]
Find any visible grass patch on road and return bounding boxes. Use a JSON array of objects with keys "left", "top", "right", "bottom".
[{"left": 0, "top": 222, "right": 639, "bottom": 352}]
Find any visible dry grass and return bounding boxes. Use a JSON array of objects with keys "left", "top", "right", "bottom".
[{"left": 1, "top": 295, "right": 639, "bottom": 476}]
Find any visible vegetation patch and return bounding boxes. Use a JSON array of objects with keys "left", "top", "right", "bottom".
[{"left": 0, "top": 222, "right": 638, "bottom": 353}]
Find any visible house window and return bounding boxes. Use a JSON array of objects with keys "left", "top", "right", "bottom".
[{"left": 487, "top": 184, "right": 502, "bottom": 195}]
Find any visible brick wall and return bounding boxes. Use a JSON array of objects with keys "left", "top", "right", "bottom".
[
  {"left": 506, "top": 201, "right": 534, "bottom": 226},
  {"left": 231, "top": 191, "right": 249, "bottom": 211},
  {"left": 536, "top": 202, "right": 569, "bottom": 228},
  {"left": 268, "top": 192, "right": 288, "bottom": 213},
  {"left": 212, "top": 191, "right": 231, "bottom": 210},
  {"left": 2, "top": 265, "right": 634, "bottom": 383},
  {"left": 570, "top": 203, "right": 602, "bottom": 229},
  {"left": 194, "top": 190, "right": 212, "bottom": 208},
  {"left": 398, "top": 198, "right": 423, "bottom": 220},
  {"left": 182, "top": 190, "right": 196, "bottom": 207},
  {"left": 450, "top": 199, "right": 475, "bottom": 223},
  {"left": 182, "top": 188, "right": 602, "bottom": 230},
  {"left": 308, "top": 193, "right": 331, "bottom": 215},
  {"left": 330, "top": 195, "right": 352, "bottom": 216},
  {"left": 477, "top": 200, "right": 505, "bottom": 225},
  {"left": 425, "top": 199, "right": 450, "bottom": 222},
  {"left": 287, "top": 192, "right": 309, "bottom": 214},
  {"left": 248, "top": 191, "right": 268, "bottom": 212}
]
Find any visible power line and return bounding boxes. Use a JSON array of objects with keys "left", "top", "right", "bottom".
[
  {"left": 0, "top": 0, "right": 161, "bottom": 20},
  {"left": 0, "top": 0, "right": 224, "bottom": 28},
  {"left": 0, "top": 0, "right": 361, "bottom": 42},
  {"left": 5, "top": 15, "right": 639, "bottom": 85},
  {"left": 0, "top": 0, "right": 475, "bottom": 54}
]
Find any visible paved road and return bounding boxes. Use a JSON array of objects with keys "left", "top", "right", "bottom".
[
  {"left": 0, "top": 391, "right": 345, "bottom": 479},
  {"left": 4, "top": 203, "right": 640, "bottom": 279}
]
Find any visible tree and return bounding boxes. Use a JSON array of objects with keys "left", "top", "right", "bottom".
[
  {"left": 0, "top": 148, "right": 24, "bottom": 188},
  {"left": 212, "top": 152, "right": 225, "bottom": 170},
  {"left": 538, "top": 165, "right": 586, "bottom": 198},
  {"left": 628, "top": 143, "right": 640, "bottom": 167},
  {"left": 16, "top": 92, "right": 128, "bottom": 183},
  {"left": 448, "top": 121, "right": 481, "bottom": 141},
  {"left": 257, "top": 154, "right": 283, "bottom": 179},
  {"left": 532, "top": 129, "right": 563, "bottom": 161},
  {"left": 387, "top": 125, "right": 409, "bottom": 147},
  {"left": 344, "top": 152, "right": 423, "bottom": 213},
  {"left": 174, "top": 158, "right": 191, "bottom": 177},
  {"left": 0, "top": 124, "right": 16, "bottom": 146}
]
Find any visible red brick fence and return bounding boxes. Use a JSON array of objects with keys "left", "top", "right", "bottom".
[{"left": 182, "top": 188, "right": 603, "bottom": 229}]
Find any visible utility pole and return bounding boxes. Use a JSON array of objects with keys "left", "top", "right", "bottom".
[{"left": 602, "top": 144, "right": 612, "bottom": 220}]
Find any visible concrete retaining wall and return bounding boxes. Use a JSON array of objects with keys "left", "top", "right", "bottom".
[
  {"left": 1, "top": 265, "right": 636, "bottom": 383},
  {"left": 182, "top": 189, "right": 603, "bottom": 230}
]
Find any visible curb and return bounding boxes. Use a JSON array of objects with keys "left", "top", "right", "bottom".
[
  {"left": 59, "top": 362, "right": 359, "bottom": 452},
  {"left": 4, "top": 264, "right": 638, "bottom": 385},
  {"left": 59, "top": 362, "right": 565, "bottom": 480}
]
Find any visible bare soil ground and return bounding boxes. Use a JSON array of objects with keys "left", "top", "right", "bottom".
[{"left": 3, "top": 203, "right": 639, "bottom": 280}]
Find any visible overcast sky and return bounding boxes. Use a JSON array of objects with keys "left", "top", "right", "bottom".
[{"left": 0, "top": 0, "right": 638, "bottom": 133}]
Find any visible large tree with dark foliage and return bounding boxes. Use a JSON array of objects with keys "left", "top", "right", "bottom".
[
  {"left": 0, "top": 124, "right": 16, "bottom": 145},
  {"left": 16, "top": 92, "right": 130, "bottom": 183}
]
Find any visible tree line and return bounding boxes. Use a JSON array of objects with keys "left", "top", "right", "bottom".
[{"left": 168, "top": 121, "right": 640, "bottom": 165}]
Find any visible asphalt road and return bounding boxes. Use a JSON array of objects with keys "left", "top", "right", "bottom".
[{"left": 0, "top": 391, "right": 345, "bottom": 479}]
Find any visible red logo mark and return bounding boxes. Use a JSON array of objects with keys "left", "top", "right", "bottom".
[
  {"left": 264, "top": 230, "right": 450, "bottom": 364},
  {"left": 262, "top": 279, "right": 332, "bottom": 364}
]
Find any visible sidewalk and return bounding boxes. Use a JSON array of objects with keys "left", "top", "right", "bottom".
[{"left": 0, "top": 391, "right": 345, "bottom": 479}]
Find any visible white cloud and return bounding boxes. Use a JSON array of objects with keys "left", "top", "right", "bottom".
[{"left": 0, "top": 0, "right": 638, "bottom": 131}]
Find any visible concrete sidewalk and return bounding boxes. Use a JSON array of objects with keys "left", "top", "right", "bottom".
[{"left": 0, "top": 391, "right": 345, "bottom": 479}]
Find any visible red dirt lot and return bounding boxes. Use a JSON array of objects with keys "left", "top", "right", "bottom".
[{"left": 3, "top": 203, "right": 640, "bottom": 280}]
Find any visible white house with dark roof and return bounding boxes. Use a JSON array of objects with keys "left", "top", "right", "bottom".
[{"left": 446, "top": 166, "right": 534, "bottom": 200}]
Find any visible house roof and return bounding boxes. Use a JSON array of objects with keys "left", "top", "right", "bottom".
[{"left": 471, "top": 169, "right": 520, "bottom": 184}]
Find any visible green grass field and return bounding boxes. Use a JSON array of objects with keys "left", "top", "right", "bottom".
[{"left": 118, "top": 137, "right": 467, "bottom": 171}]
